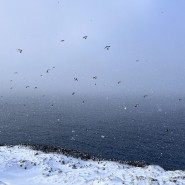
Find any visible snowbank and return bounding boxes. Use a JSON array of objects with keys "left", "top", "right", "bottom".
[{"left": 0, "top": 146, "right": 184, "bottom": 185}]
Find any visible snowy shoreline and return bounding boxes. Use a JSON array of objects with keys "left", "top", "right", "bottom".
[{"left": 0, "top": 145, "right": 185, "bottom": 185}]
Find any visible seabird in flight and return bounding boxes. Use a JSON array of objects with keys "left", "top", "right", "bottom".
[
  {"left": 26, "top": 86, "right": 30, "bottom": 88},
  {"left": 118, "top": 81, "right": 121, "bottom": 84},
  {"left": 134, "top": 104, "right": 139, "bottom": 108},
  {"left": 83, "top": 36, "right": 88, "bottom": 39},
  {"left": 72, "top": 92, "right": 75, "bottom": 95},
  {"left": 46, "top": 69, "right": 51, "bottom": 73},
  {"left": 16, "top": 49, "right": 23, "bottom": 53},
  {"left": 104, "top": 46, "right": 111, "bottom": 50},
  {"left": 74, "top": 77, "right": 78, "bottom": 81},
  {"left": 144, "top": 95, "right": 148, "bottom": 98},
  {"left": 93, "top": 76, "right": 97, "bottom": 80}
]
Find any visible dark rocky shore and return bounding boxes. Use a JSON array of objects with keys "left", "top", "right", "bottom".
[{"left": 0, "top": 144, "right": 147, "bottom": 168}]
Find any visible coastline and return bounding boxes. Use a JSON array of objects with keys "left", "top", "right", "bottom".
[{"left": 0, "top": 145, "right": 184, "bottom": 185}]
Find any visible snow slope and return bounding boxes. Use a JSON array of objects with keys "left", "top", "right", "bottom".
[{"left": 0, "top": 146, "right": 185, "bottom": 185}]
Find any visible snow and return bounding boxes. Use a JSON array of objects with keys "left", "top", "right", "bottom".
[{"left": 0, "top": 146, "right": 185, "bottom": 185}]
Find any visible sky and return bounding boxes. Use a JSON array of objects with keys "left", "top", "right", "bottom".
[{"left": 0, "top": 0, "right": 185, "bottom": 97}]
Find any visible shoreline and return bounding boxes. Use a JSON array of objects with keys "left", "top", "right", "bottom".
[
  {"left": 0, "top": 144, "right": 147, "bottom": 168},
  {"left": 0, "top": 145, "right": 185, "bottom": 185}
]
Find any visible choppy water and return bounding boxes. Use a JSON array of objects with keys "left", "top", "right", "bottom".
[{"left": 0, "top": 95, "right": 185, "bottom": 170}]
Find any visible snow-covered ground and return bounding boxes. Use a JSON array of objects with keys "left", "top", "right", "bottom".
[{"left": 0, "top": 146, "right": 185, "bottom": 185}]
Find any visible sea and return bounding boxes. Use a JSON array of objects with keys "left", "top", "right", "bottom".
[{"left": 0, "top": 95, "right": 185, "bottom": 170}]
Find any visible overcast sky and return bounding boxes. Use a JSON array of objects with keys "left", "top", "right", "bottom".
[{"left": 0, "top": 0, "right": 185, "bottom": 97}]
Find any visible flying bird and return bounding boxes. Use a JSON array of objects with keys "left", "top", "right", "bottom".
[
  {"left": 34, "top": 87, "right": 38, "bottom": 89},
  {"left": 118, "top": 81, "right": 121, "bottom": 84},
  {"left": 14, "top": 72, "right": 18, "bottom": 74},
  {"left": 134, "top": 104, "right": 139, "bottom": 108},
  {"left": 104, "top": 46, "right": 111, "bottom": 50},
  {"left": 61, "top": 40, "right": 65, "bottom": 42},
  {"left": 83, "top": 36, "right": 88, "bottom": 39},
  {"left": 16, "top": 49, "right": 23, "bottom": 53},
  {"left": 179, "top": 98, "right": 182, "bottom": 101},
  {"left": 72, "top": 92, "right": 75, "bottom": 95},
  {"left": 93, "top": 76, "right": 97, "bottom": 80},
  {"left": 52, "top": 66, "right": 55, "bottom": 69},
  {"left": 26, "top": 86, "right": 30, "bottom": 88},
  {"left": 144, "top": 95, "right": 148, "bottom": 98},
  {"left": 74, "top": 77, "right": 78, "bottom": 81},
  {"left": 82, "top": 101, "right": 85, "bottom": 104},
  {"left": 46, "top": 69, "right": 51, "bottom": 73},
  {"left": 136, "top": 59, "right": 139, "bottom": 62}
]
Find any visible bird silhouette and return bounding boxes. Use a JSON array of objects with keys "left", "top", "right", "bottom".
[
  {"left": 179, "top": 98, "right": 182, "bottom": 101},
  {"left": 72, "top": 92, "right": 75, "bottom": 95},
  {"left": 14, "top": 72, "right": 18, "bottom": 74},
  {"left": 134, "top": 104, "right": 139, "bottom": 108},
  {"left": 144, "top": 95, "right": 148, "bottom": 98},
  {"left": 118, "top": 81, "right": 121, "bottom": 84},
  {"left": 52, "top": 66, "right": 55, "bottom": 69},
  {"left": 82, "top": 101, "right": 85, "bottom": 104},
  {"left": 61, "top": 40, "right": 65, "bottom": 42},
  {"left": 16, "top": 49, "right": 23, "bottom": 53},
  {"left": 83, "top": 36, "right": 88, "bottom": 39},
  {"left": 93, "top": 76, "right": 97, "bottom": 80},
  {"left": 26, "top": 86, "right": 30, "bottom": 88},
  {"left": 136, "top": 59, "right": 139, "bottom": 62},
  {"left": 74, "top": 77, "right": 78, "bottom": 81},
  {"left": 104, "top": 46, "right": 111, "bottom": 50},
  {"left": 34, "top": 87, "right": 38, "bottom": 89},
  {"left": 46, "top": 69, "right": 51, "bottom": 73}
]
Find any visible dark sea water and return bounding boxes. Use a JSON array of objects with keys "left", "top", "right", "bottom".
[{"left": 0, "top": 95, "right": 185, "bottom": 170}]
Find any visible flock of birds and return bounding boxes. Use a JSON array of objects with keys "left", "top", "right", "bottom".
[
  {"left": 13, "top": 36, "right": 116, "bottom": 102},
  {"left": 4, "top": 35, "right": 183, "bottom": 113}
]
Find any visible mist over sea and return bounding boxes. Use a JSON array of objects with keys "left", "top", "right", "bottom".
[{"left": 0, "top": 95, "right": 185, "bottom": 170}]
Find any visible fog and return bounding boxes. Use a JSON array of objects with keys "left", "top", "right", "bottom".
[{"left": 0, "top": 0, "right": 185, "bottom": 98}]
